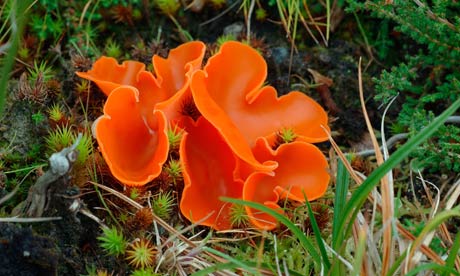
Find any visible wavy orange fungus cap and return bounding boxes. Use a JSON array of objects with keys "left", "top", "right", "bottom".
[
  {"left": 179, "top": 117, "right": 243, "bottom": 230},
  {"left": 151, "top": 41, "right": 206, "bottom": 122},
  {"left": 78, "top": 42, "right": 205, "bottom": 186},
  {"left": 77, "top": 41, "right": 206, "bottom": 122},
  {"left": 76, "top": 57, "right": 148, "bottom": 97},
  {"left": 191, "top": 41, "right": 329, "bottom": 171},
  {"left": 94, "top": 86, "right": 169, "bottom": 186},
  {"left": 243, "top": 138, "right": 330, "bottom": 230}
]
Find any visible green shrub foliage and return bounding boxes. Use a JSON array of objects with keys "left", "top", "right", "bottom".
[{"left": 348, "top": 0, "right": 460, "bottom": 172}]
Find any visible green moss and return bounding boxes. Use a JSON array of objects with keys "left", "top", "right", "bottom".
[
  {"left": 255, "top": 8, "right": 267, "bottom": 21},
  {"left": 75, "top": 132, "right": 92, "bottom": 165},
  {"left": 47, "top": 103, "right": 65, "bottom": 122},
  {"left": 131, "top": 268, "right": 159, "bottom": 276},
  {"left": 151, "top": 191, "right": 175, "bottom": 220},
  {"left": 156, "top": 0, "right": 180, "bottom": 15},
  {"left": 105, "top": 39, "right": 122, "bottom": 59},
  {"left": 216, "top": 34, "right": 237, "bottom": 48},
  {"left": 229, "top": 203, "right": 249, "bottom": 228},
  {"left": 164, "top": 160, "right": 181, "bottom": 181},
  {"left": 167, "top": 125, "right": 184, "bottom": 150},
  {"left": 31, "top": 112, "right": 46, "bottom": 125},
  {"left": 46, "top": 124, "right": 74, "bottom": 153},
  {"left": 97, "top": 227, "right": 128, "bottom": 257},
  {"left": 28, "top": 61, "right": 55, "bottom": 82}
]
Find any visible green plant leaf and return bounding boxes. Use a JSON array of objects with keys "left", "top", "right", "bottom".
[
  {"left": 409, "top": 207, "right": 460, "bottom": 262},
  {"left": 221, "top": 197, "right": 323, "bottom": 270},
  {"left": 331, "top": 156, "right": 351, "bottom": 274},
  {"left": 191, "top": 262, "right": 242, "bottom": 276},
  {"left": 191, "top": 256, "right": 304, "bottom": 276},
  {"left": 386, "top": 249, "right": 408, "bottom": 276},
  {"left": 198, "top": 246, "right": 258, "bottom": 275},
  {"left": 405, "top": 263, "right": 460, "bottom": 276},
  {"left": 304, "top": 199, "right": 331, "bottom": 270},
  {"left": 444, "top": 231, "right": 460, "bottom": 276},
  {"left": 332, "top": 156, "right": 350, "bottom": 250},
  {"left": 338, "top": 97, "right": 460, "bottom": 245},
  {"left": 0, "top": 0, "right": 30, "bottom": 116},
  {"left": 351, "top": 226, "right": 366, "bottom": 276}
]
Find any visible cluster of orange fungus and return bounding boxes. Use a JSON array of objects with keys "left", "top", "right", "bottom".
[{"left": 78, "top": 41, "right": 330, "bottom": 230}]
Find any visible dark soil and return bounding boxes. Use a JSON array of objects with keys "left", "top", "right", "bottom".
[{"left": 0, "top": 223, "right": 59, "bottom": 276}]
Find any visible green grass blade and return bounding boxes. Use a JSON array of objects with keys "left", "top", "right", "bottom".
[
  {"left": 197, "top": 246, "right": 257, "bottom": 275},
  {"left": 386, "top": 249, "right": 408, "bottom": 276},
  {"left": 221, "top": 197, "right": 323, "bottom": 269},
  {"left": 326, "top": 0, "right": 331, "bottom": 42},
  {"left": 351, "top": 227, "right": 366, "bottom": 276},
  {"left": 337, "top": 97, "right": 460, "bottom": 243},
  {"left": 332, "top": 156, "right": 350, "bottom": 250},
  {"left": 191, "top": 262, "right": 243, "bottom": 276},
  {"left": 444, "top": 231, "right": 460, "bottom": 276},
  {"left": 388, "top": 208, "right": 460, "bottom": 276},
  {"left": 191, "top": 258, "right": 305, "bottom": 276},
  {"left": 409, "top": 207, "right": 460, "bottom": 260},
  {"left": 331, "top": 157, "right": 351, "bottom": 274},
  {"left": 353, "top": 11, "right": 371, "bottom": 51},
  {"left": 405, "top": 263, "right": 460, "bottom": 276},
  {"left": 0, "top": 0, "right": 30, "bottom": 117},
  {"left": 304, "top": 199, "right": 331, "bottom": 270}
]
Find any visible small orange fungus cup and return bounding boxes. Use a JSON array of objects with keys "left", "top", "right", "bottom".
[
  {"left": 77, "top": 41, "right": 206, "bottom": 123},
  {"left": 243, "top": 138, "right": 330, "bottom": 230},
  {"left": 78, "top": 41, "right": 330, "bottom": 230},
  {"left": 179, "top": 117, "right": 243, "bottom": 230},
  {"left": 93, "top": 86, "right": 169, "bottom": 186},
  {"left": 191, "top": 41, "right": 330, "bottom": 171},
  {"left": 77, "top": 42, "right": 206, "bottom": 186}
]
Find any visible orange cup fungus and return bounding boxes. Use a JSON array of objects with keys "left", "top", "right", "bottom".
[
  {"left": 78, "top": 41, "right": 206, "bottom": 186},
  {"left": 179, "top": 117, "right": 244, "bottom": 230},
  {"left": 191, "top": 42, "right": 330, "bottom": 171},
  {"left": 243, "top": 138, "right": 330, "bottom": 230},
  {"left": 92, "top": 86, "right": 169, "bottom": 186},
  {"left": 78, "top": 41, "right": 330, "bottom": 230},
  {"left": 77, "top": 41, "right": 206, "bottom": 123}
]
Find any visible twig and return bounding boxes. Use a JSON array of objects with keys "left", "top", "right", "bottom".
[
  {"left": 0, "top": 217, "right": 62, "bottom": 223},
  {"left": 412, "top": 0, "right": 457, "bottom": 31},
  {"left": 359, "top": 57, "right": 394, "bottom": 275},
  {"left": 199, "top": 0, "right": 241, "bottom": 27},
  {"left": 13, "top": 134, "right": 82, "bottom": 217},
  {"left": 246, "top": 0, "right": 256, "bottom": 41},
  {"left": 352, "top": 115, "right": 460, "bottom": 157}
]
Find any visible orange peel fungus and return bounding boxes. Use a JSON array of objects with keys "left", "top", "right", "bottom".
[
  {"left": 242, "top": 138, "right": 330, "bottom": 230},
  {"left": 191, "top": 41, "right": 330, "bottom": 171},
  {"left": 77, "top": 41, "right": 206, "bottom": 123},
  {"left": 77, "top": 42, "right": 206, "bottom": 186},
  {"left": 179, "top": 117, "right": 243, "bottom": 230},
  {"left": 78, "top": 41, "right": 330, "bottom": 230},
  {"left": 93, "top": 86, "right": 169, "bottom": 186}
]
